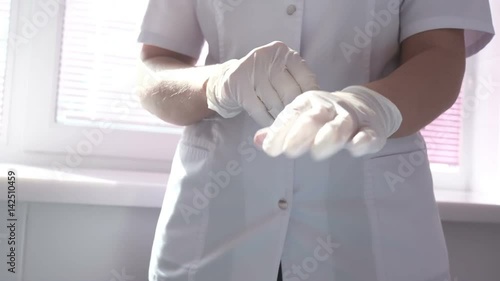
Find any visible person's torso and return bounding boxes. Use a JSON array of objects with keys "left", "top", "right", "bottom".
[
  {"left": 149, "top": 2, "right": 450, "bottom": 280},
  {"left": 195, "top": 0, "right": 402, "bottom": 90}
]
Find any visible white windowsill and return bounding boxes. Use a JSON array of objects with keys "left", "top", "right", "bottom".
[{"left": 1, "top": 164, "right": 499, "bottom": 224}]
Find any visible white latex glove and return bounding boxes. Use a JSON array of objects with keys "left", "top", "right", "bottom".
[
  {"left": 206, "top": 41, "right": 318, "bottom": 127},
  {"left": 254, "top": 86, "right": 403, "bottom": 160}
]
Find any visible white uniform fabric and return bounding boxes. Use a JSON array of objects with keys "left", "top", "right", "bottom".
[{"left": 138, "top": 1, "right": 494, "bottom": 280}]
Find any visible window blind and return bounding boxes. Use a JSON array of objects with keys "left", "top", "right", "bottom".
[
  {"left": 0, "top": 0, "right": 11, "bottom": 139},
  {"left": 56, "top": 0, "right": 463, "bottom": 166},
  {"left": 421, "top": 96, "right": 462, "bottom": 166},
  {"left": 56, "top": 0, "right": 169, "bottom": 132}
]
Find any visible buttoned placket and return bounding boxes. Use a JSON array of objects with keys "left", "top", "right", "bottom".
[
  {"left": 272, "top": 2, "right": 305, "bottom": 278},
  {"left": 282, "top": 0, "right": 304, "bottom": 53}
]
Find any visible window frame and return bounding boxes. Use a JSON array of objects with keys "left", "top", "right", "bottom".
[
  {"left": 0, "top": 0, "right": 17, "bottom": 145},
  {"left": 460, "top": 46, "right": 500, "bottom": 193}
]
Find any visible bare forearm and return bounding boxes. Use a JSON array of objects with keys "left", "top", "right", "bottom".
[
  {"left": 137, "top": 56, "right": 218, "bottom": 126},
  {"left": 365, "top": 31, "right": 466, "bottom": 138}
]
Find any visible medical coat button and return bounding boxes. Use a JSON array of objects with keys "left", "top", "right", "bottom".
[
  {"left": 286, "top": 5, "right": 297, "bottom": 15},
  {"left": 278, "top": 199, "right": 288, "bottom": 210}
]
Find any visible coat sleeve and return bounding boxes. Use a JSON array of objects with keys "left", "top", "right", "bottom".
[
  {"left": 399, "top": 0, "right": 495, "bottom": 57},
  {"left": 137, "top": 0, "right": 204, "bottom": 59}
]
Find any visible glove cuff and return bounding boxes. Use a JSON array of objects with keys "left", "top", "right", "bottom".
[
  {"left": 341, "top": 85, "right": 403, "bottom": 137},
  {"left": 206, "top": 59, "right": 242, "bottom": 118}
]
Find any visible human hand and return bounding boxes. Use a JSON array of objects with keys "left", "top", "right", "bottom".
[
  {"left": 205, "top": 41, "right": 318, "bottom": 127},
  {"left": 254, "top": 86, "right": 403, "bottom": 160}
]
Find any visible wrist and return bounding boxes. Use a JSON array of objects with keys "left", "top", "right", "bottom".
[
  {"left": 340, "top": 85, "right": 402, "bottom": 137},
  {"left": 206, "top": 60, "right": 242, "bottom": 118}
]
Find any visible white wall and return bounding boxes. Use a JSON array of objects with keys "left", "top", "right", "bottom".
[
  {"left": 443, "top": 222, "right": 500, "bottom": 281},
  {"left": 0, "top": 202, "right": 499, "bottom": 281},
  {"left": 0, "top": 202, "right": 159, "bottom": 281}
]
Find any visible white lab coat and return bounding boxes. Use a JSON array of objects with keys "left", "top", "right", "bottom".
[{"left": 138, "top": 1, "right": 494, "bottom": 280}]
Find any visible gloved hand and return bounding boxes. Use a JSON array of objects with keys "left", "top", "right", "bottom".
[
  {"left": 254, "top": 86, "right": 403, "bottom": 160},
  {"left": 206, "top": 41, "right": 318, "bottom": 127}
]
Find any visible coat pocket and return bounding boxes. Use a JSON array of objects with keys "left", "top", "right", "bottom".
[
  {"left": 365, "top": 148, "right": 432, "bottom": 197},
  {"left": 363, "top": 149, "right": 450, "bottom": 281}
]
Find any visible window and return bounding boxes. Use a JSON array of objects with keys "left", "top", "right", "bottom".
[{"left": 0, "top": 0, "right": 12, "bottom": 139}]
